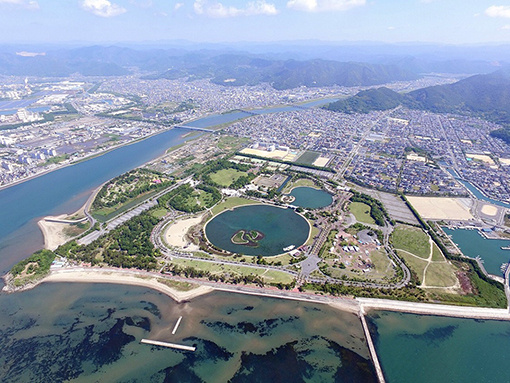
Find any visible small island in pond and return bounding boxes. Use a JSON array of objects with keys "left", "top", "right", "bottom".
[{"left": 231, "top": 229, "right": 265, "bottom": 247}]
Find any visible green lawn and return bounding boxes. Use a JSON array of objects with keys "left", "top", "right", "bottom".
[
  {"left": 370, "top": 249, "right": 394, "bottom": 276},
  {"left": 210, "top": 197, "right": 257, "bottom": 216},
  {"left": 391, "top": 224, "right": 430, "bottom": 259},
  {"left": 209, "top": 168, "right": 247, "bottom": 187},
  {"left": 397, "top": 250, "right": 428, "bottom": 284},
  {"left": 295, "top": 150, "right": 320, "bottom": 165},
  {"left": 349, "top": 202, "right": 376, "bottom": 225},
  {"left": 150, "top": 207, "right": 168, "bottom": 219},
  {"left": 283, "top": 178, "right": 317, "bottom": 193},
  {"left": 169, "top": 258, "right": 294, "bottom": 284},
  {"left": 431, "top": 242, "right": 445, "bottom": 261},
  {"left": 426, "top": 263, "right": 458, "bottom": 287}
]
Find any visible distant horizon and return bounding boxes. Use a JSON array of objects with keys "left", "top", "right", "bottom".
[{"left": 1, "top": 1, "right": 510, "bottom": 45}]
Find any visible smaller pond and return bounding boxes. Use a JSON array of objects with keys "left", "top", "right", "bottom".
[
  {"left": 205, "top": 204, "right": 310, "bottom": 256},
  {"left": 287, "top": 187, "right": 333, "bottom": 209}
]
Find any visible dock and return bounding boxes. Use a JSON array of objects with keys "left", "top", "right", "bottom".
[
  {"left": 141, "top": 339, "right": 196, "bottom": 352},
  {"left": 172, "top": 316, "right": 183, "bottom": 335}
]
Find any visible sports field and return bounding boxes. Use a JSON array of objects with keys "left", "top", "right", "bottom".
[{"left": 407, "top": 196, "right": 474, "bottom": 220}]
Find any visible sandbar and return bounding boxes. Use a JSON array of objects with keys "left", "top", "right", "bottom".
[
  {"left": 44, "top": 269, "right": 213, "bottom": 303},
  {"left": 38, "top": 215, "right": 71, "bottom": 251}
]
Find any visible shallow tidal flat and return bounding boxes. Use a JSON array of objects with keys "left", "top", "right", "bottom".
[
  {"left": 368, "top": 311, "right": 510, "bottom": 383},
  {"left": 0, "top": 283, "right": 376, "bottom": 382}
]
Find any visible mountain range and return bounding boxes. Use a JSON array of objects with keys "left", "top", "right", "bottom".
[{"left": 325, "top": 68, "right": 510, "bottom": 143}]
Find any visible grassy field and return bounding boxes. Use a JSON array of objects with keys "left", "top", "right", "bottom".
[
  {"left": 210, "top": 197, "right": 258, "bottom": 215},
  {"left": 157, "top": 278, "right": 197, "bottom": 291},
  {"left": 431, "top": 242, "right": 445, "bottom": 261},
  {"left": 397, "top": 250, "right": 428, "bottom": 284},
  {"left": 349, "top": 202, "right": 376, "bottom": 225},
  {"left": 217, "top": 135, "right": 249, "bottom": 150},
  {"left": 169, "top": 258, "right": 294, "bottom": 284},
  {"left": 209, "top": 168, "right": 247, "bottom": 187},
  {"left": 283, "top": 178, "right": 317, "bottom": 193},
  {"left": 295, "top": 150, "right": 320, "bottom": 165},
  {"left": 425, "top": 263, "right": 458, "bottom": 287},
  {"left": 150, "top": 207, "right": 168, "bottom": 219},
  {"left": 370, "top": 249, "right": 394, "bottom": 277},
  {"left": 391, "top": 224, "right": 430, "bottom": 259}
]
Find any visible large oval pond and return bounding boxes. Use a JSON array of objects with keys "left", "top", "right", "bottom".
[
  {"left": 205, "top": 204, "right": 310, "bottom": 256},
  {"left": 288, "top": 187, "right": 333, "bottom": 209}
]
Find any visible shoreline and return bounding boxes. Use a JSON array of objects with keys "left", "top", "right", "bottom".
[
  {"left": 0, "top": 124, "right": 193, "bottom": 193},
  {"left": 5, "top": 267, "right": 510, "bottom": 321},
  {"left": 358, "top": 297, "right": 510, "bottom": 321}
]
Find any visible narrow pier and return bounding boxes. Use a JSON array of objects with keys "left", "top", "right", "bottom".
[
  {"left": 172, "top": 316, "right": 183, "bottom": 335},
  {"left": 359, "top": 310, "right": 386, "bottom": 383},
  {"left": 141, "top": 339, "right": 196, "bottom": 352}
]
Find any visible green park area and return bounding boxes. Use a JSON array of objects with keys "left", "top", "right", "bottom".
[
  {"left": 91, "top": 168, "right": 173, "bottom": 221},
  {"left": 349, "top": 202, "right": 376, "bottom": 225},
  {"left": 295, "top": 150, "right": 320, "bottom": 165},
  {"left": 167, "top": 257, "right": 294, "bottom": 285},
  {"left": 210, "top": 197, "right": 257, "bottom": 216},
  {"left": 392, "top": 224, "right": 458, "bottom": 288},
  {"left": 209, "top": 168, "right": 248, "bottom": 187}
]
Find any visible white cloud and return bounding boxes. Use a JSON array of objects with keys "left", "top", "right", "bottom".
[
  {"left": 81, "top": 0, "right": 127, "bottom": 17},
  {"left": 387, "top": 26, "right": 396, "bottom": 30},
  {"left": 194, "top": 0, "right": 278, "bottom": 17},
  {"left": 286, "top": 0, "right": 365, "bottom": 12},
  {"left": 485, "top": 5, "right": 510, "bottom": 18},
  {"left": 130, "top": 0, "right": 153, "bottom": 8},
  {"left": 174, "top": 2, "right": 184, "bottom": 10},
  {"left": 501, "top": 24, "right": 510, "bottom": 29},
  {"left": 0, "top": 0, "right": 39, "bottom": 9}
]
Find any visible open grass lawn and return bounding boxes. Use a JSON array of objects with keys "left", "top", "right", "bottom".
[
  {"left": 431, "top": 242, "right": 445, "bottom": 261},
  {"left": 349, "top": 202, "right": 376, "bottom": 225},
  {"left": 169, "top": 258, "right": 294, "bottom": 284},
  {"left": 426, "top": 263, "right": 458, "bottom": 287},
  {"left": 150, "top": 207, "right": 168, "bottom": 219},
  {"left": 370, "top": 249, "right": 394, "bottom": 276},
  {"left": 397, "top": 250, "right": 427, "bottom": 284},
  {"left": 391, "top": 224, "right": 430, "bottom": 259},
  {"left": 217, "top": 135, "right": 249, "bottom": 150},
  {"left": 209, "top": 168, "right": 247, "bottom": 187},
  {"left": 295, "top": 150, "right": 320, "bottom": 165},
  {"left": 210, "top": 197, "right": 257, "bottom": 216}
]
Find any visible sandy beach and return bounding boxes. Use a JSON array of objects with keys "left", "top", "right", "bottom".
[
  {"left": 164, "top": 214, "right": 204, "bottom": 249},
  {"left": 38, "top": 215, "right": 71, "bottom": 251},
  {"left": 44, "top": 269, "right": 214, "bottom": 303}
]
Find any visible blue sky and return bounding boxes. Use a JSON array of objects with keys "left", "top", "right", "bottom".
[{"left": 1, "top": 0, "right": 510, "bottom": 44}]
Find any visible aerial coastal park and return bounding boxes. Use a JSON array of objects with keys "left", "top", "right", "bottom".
[{"left": 4, "top": 128, "right": 509, "bottom": 318}]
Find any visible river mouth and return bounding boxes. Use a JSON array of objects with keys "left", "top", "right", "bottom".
[{"left": 205, "top": 204, "right": 310, "bottom": 256}]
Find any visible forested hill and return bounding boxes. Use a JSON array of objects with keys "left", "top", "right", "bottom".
[{"left": 147, "top": 56, "right": 419, "bottom": 90}]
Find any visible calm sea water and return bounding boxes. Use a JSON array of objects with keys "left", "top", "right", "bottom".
[
  {"left": 0, "top": 283, "right": 376, "bottom": 383},
  {"left": 205, "top": 205, "right": 310, "bottom": 256},
  {"left": 288, "top": 186, "right": 333, "bottom": 209},
  {"left": 368, "top": 311, "right": 510, "bottom": 383},
  {"left": 443, "top": 228, "right": 510, "bottom": 275}
]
